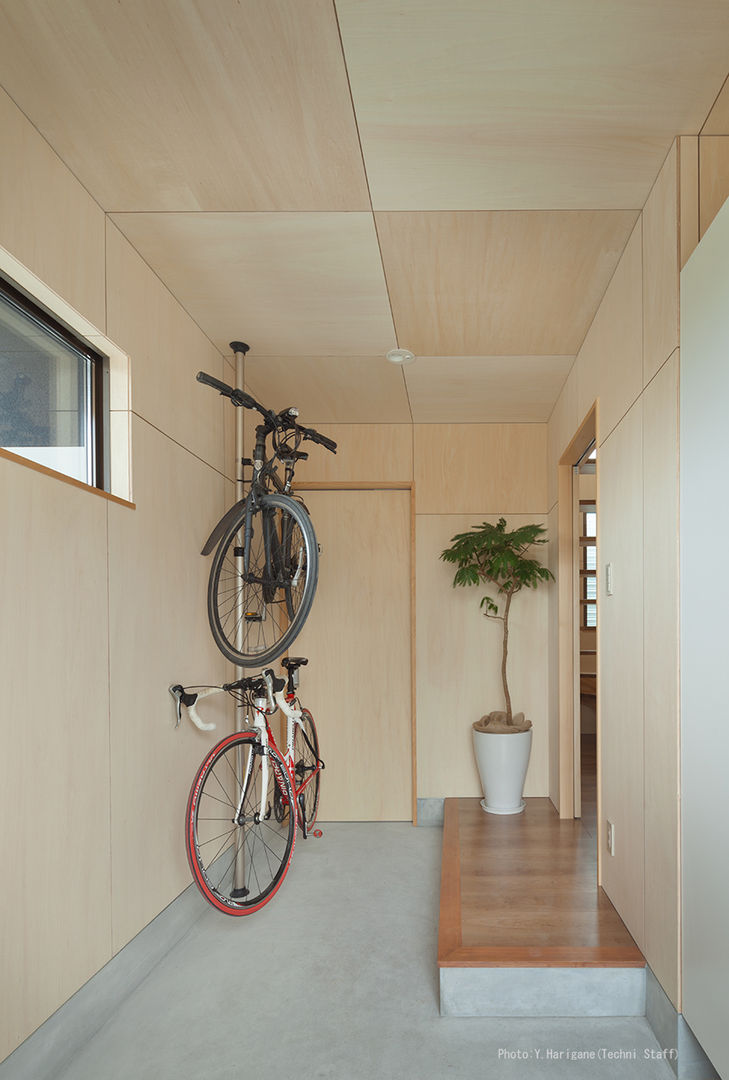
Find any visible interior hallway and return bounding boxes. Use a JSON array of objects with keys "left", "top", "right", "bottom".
[{"left": 7, "top": 823, "right": 677, "bottom": 1080}]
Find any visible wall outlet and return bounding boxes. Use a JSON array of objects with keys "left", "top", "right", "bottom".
[{"left": 606, "top": 819, "right": 616, "bottom": 856}]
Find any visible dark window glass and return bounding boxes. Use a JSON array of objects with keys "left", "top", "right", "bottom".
[{"left": 0, "top": 278, "right": 107, "bottom": 488}]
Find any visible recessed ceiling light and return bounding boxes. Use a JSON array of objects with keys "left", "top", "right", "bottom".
[{"left": 386, "top": 348, "right": 415, "bottom": 365}]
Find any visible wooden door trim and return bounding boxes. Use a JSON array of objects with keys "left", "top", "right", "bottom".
[
  {"left": 293, "top": 481, "right": 418, "bottom": 824},
  {"left": 557, "top": 406, "right": 598, "bottom": 823}
]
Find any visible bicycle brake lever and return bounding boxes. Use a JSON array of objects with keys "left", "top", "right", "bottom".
[
  {"left": 169, "top": 685, "right": 216, "bottom": 732},
  {"left": 170, "top": 684, "right": 185, "bottom": 727}
]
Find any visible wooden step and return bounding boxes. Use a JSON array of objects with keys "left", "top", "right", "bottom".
[{"left": 438, "top": 798, "right": 645, "bottom": 1016}]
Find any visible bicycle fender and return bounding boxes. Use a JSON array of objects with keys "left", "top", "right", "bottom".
[{"left": 201, "top": 498, "right": 248, "bottom": 556}]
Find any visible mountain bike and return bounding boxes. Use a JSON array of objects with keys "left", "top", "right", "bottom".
[
  {"left": 197, "top": 357, "right": 336, "bottom": 667},
  {"left": 170, "top": 657, "right": 322, "bottom": 916}
]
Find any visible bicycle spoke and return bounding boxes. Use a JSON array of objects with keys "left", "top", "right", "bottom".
[
  {"left": 211, "top": 831, "right": 244, "bottom": 893},
  {"left": 208, "top": 764, "right": 237, "bottom": 809},
  {"left": 207, "top": 495, "right": 317, "bottom": 667},
  {"left": 187, "top": 735, "right": 296, "bottom": 914}
]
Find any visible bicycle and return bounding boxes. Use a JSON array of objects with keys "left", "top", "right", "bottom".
[
  {"left": 170, "top": 657, "right": 322, "bottom": 916},
  {"left": 197, "top": 350, "right": 337, "bottom": 667}
]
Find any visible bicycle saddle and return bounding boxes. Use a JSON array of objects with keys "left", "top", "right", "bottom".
[{"left": 282, "top": 657, "right": 308, "bottom": 670}]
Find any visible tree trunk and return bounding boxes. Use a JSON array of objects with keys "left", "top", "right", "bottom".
[{"left": 502, "top": 591, "right": 513, "bottom": 723}]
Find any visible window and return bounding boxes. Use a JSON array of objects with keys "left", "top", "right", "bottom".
[
  {"left": 579, "top": 500, "right": 597, "bottom": 629},
  {"left": 0, "top": 276, "right": 109, "bottom": 489}
]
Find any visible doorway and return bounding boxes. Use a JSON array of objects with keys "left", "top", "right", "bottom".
[
  {"left": 573, "top": 445, "right": 597, "bottom": 838},
  {"left": 556, "top": 405, "right": 597, "bottom": 824}
]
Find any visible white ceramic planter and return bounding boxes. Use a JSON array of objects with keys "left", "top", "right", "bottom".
[{"left": 472, "top": 727, "right": 533, "bottom": 815}]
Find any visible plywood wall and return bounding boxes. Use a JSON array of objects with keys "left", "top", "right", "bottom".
[
  {"left": 0, "top": 93, "right": 232, "bottom": 1059},
  {"left": 0, "top": 460, "right": 112, "bottom": 1057},
  {"left": 676, "top": 85, "right": 729, "bottom": 250},
  {"left": 299, "top": 420, "right": 550, "bottom": 808},
  {"left": 546, "top": 144, "right": 681, "bottom": 1006}
]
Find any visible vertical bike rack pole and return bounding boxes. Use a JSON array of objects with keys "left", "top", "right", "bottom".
[
  {"left": 230, "top": 340, "right": 250, "bottom": 693},
  {"left": 231, "top": 340, "right": 249, "bottom": 899}
]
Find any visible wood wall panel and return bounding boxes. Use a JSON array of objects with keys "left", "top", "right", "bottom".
[
  {"left": 0, "top": 457, "right": 112, "bottom": 1059},
  {"left": 294, "top": 424, "right": 413, "bottom": 485},
  {"left": 577, "top": 220, "right": 643, "bottom": 444},
  {"left": 0, "top": 87, "right": 106, "bottom": 329},
  {"left": 108, "top": 419, "right": 232, "bottom": 951},
  {"left": 642, "top": 144, "right": 679, "bottom": 386},
  {"left": 699, "top": 136, "right": 729, "bottom": 238},
  {"left": 642, "top": 351, "right": 680, "bottom": 1007},
  {"left": 547, "top": 365, "right": 579, "bottom": 510},
  {"left": 293, "top": 490, "right": 412, "bottom": 821},
  {"left": 105, "top": 222, "right": 227, "bottom": 473},
  {"left": 416, "top": 515, "right": 551, "bottom": 801},
  {"left": 598, "top": 401, "right": 645, "bottom": 949},
  {"left": 376, "top": 210, "right": 637, "bottom": 357},
  {"left": 679, "top": 136, "right": 700, "bottom": 269},
  {"left": 414, "top": 424, "right": 547, "bottom": 515}
]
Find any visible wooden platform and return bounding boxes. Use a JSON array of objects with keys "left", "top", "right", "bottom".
[{"left": 438, "top": 797, "right": 644, "bottom": 970}]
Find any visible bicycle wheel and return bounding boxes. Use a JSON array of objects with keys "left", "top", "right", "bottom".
[
  {"left": 185, "top": 732, "right": 296, "bottom": 916},
  {"left": 207, "top": 493, "right": 318, "bottom": 667},
  {"left": 293, "top": 708, "right": 321, "bottom": 830}
]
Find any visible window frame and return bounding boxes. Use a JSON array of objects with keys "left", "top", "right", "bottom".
[{"left": 0, "top": 273, "right": 110, "bottom": 492}]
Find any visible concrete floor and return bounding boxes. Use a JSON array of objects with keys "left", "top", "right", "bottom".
[{"left": 49, "top": 823, "right": 675, "bottom": 1080}]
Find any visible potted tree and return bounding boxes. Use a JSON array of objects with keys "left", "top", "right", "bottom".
[{"left": 440, "top": 517, "right": 554, "bottom": 814}]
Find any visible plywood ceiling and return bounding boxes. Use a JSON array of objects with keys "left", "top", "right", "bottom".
[
  {"left": 1, "top": 0, "right": 728, "bottom": 422},
  {"left": 110, "top": 212, "right": 396, "bottom": 357},
  {"left": 336, "top": 0, "right": 729, "bottom": 211}
]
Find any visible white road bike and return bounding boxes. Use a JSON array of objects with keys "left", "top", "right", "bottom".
[{"left": 170, "top": 658, "right": 322, "bottom": 916}]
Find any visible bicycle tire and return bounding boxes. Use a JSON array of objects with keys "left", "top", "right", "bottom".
[
  {"left": 185, "top": 732, "right": 296, "bottom": 916},
  {"left": 293, "top": 708, "right": 321, "bottom": 830},
  {"left": 207, "top": 493, "right": 318, "bottom": 667}
]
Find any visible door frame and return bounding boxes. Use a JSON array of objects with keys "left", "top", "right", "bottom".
[
  {"left": 294, "top": 481, "right": 417, "bottom": 823},
  {"left": 557, "top": 406, "right": 598, "bottom": 825}
]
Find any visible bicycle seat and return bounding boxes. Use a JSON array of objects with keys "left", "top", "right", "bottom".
[{"left": 282, "top": 657, "right": 308, "bottom": 670}]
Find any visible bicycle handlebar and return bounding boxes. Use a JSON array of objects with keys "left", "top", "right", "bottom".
[
  {"left": 197, "top": 371, "right": 337, "bottom": 454},
  {"left": 196, "top": 371, "right": 274, "bottom": 422},
  {"left": 300, "top": 425, "right": 337, "bottom": 453},
  {"left": 170, "top": 672, "right": 301, "bottom": 732}
]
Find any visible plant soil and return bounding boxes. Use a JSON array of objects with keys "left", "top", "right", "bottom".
[{"left": 473, "top": 710, "right": 532, "bottom": 734}]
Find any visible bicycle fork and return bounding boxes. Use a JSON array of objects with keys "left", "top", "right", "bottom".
[{"left": 231, "top": 722, "right": 270, "bottom": 899}]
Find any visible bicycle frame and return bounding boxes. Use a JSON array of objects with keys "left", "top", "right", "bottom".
[
  {"left": 200, "top": 426, "right": 298, "bottom": 558},
  {"left": 175, "top": 678, "right": 320, "bottom": 830}
]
